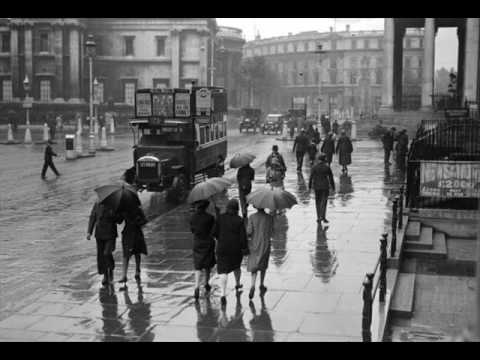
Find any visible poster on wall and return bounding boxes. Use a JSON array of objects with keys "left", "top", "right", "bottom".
[
  {"left": 174, "top": 92, "right": 191, "bottom": 117},
  {"left": 152, "top": 91, "right": 174, "bottom": 117},
  {"left": 195, "top": 88, "right": 211, "bottom": 116},
  {"left": 135, "top": 92, "right": 152, "bottom": 117},
  {"left": 420, "top": 161, "right": 480, "bottom": 198}
]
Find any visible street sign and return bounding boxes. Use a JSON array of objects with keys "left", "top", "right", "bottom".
[
  {"left": 174, "top": 92, "right": 190, "bottom": 117},
  {"left": 135, "top": 91, "right": 152, "bottom": 117},
  {"left": 152, "top": 91, "right": 174, "bottom": 117}
]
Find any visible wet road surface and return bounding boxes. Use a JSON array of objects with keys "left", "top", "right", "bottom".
[{"left": 0, "top": 129, "right": 405, "bottom": 341}]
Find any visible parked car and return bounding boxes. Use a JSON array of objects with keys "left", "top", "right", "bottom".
[
  {"left": 240, "top": 108, "right": 262, "bottom": 133},
  {"left": 261, "top": 114, "right": 285, "bottom": 135}
]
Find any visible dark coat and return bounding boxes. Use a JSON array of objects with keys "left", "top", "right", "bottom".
[
  {"left": 44, "top": 144, "right": 57, "bottom": 162},
  {"left": 190, "top": 210, "right": 216, "bottom": 270},
  {"left": 382, "top": 132, "right": 394, "bottom": 151},
  {"left": 396, "top": 133, "right": 409, "bottom": 154},
  {"left": 293, "top": 134, "right": 310, "bottom": 153},
  {"left": 336, "top": 136, "right": 353, "bottom": 166},
  {"left": 321, "top": 137, "right": 335, "bottom": 163},
  {"left": 121, "top": 207, "right": 148, "bottom": 257},
  {"left": 309, "top": 162, "right": 335, "bottom": 191},
  {"left": 88, "top": 202, "right": 121, "bottom": 240},
  {"left": 212, "top": 213, "right": 248, "bottom": 274},
  {"left": 237, "top": 165, "right": 255, "bottom": 192},
  {"left": 266, "top": 152, "right": 286, "bottom": 172}
]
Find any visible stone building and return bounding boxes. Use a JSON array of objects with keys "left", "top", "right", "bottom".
[
  {"left": 242, "top": 25, "right": 425, "bottom": 116},
  {"left": 214, "top": 26, "right": 245, "bottom": 109}
]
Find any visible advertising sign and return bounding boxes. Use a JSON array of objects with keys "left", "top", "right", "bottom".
[
  {"left": 195, "top": 88, "right": 211, "bottom": 116},
  {"left": 420, "top": 161, "right": 480, "bottom": 198},
  {"left": 152, "top": 91, "right": 174, "bottom": 117},
  {"left": 174, "top": 92, "right": 190, "bottom": 117},
  {"left": 292, "top": 97, "right": 306, "bottom": 110},
  {"left": 135, "top": 92, "right": 152, "bottom": 117}
]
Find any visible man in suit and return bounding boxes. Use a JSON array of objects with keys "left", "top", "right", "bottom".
[
  {"left": 293, "top": 130, "right": 310, "bottom": 172},
  {"left": 309, "top": 153, "right": 335, "bottom": 224},
  {"left": 381, "top": 127, "right": 396, "bottom": 166},
  {"left": 41, "top": 140, "right": 60, "bottom": 179}
]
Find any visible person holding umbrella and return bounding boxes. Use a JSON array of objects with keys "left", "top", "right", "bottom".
[
  {"left": 246, "top": 206, "right": 274, "bottom": 299},
  {"left": 187, "top": 177, "right": 232, "bottom": 219},
  {"left": 309, "top": 153, "right": 335, "bottom": 224},
  {"left": 230, "top": 153, "right": 256, "bottom": 219},
  {"left": 212, "top": 199, "right": 249, "bottom": 307},
  {"left": 190, "top": 200, "right": 216, "bottom": 301},
  {"left": 117, "top": 204, "right": 148, "bottom": 286}
]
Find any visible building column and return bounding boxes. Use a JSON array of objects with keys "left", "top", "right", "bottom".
[
  {"left": 53, "top": 24, "right": 64, "bottom": 101},
  {"left": 380, "top": 18, "right": 394, "bottom": 111},
  {"left": 69, "top": 27, "right": 81, "bottom": 102},
  {"left": 24, "top": 25, "right": 33, "bottom": 97},
  {"left": 463, "top": 18, "right": 479, "bottom": 105},
  {"left": 10, "top": 27, "right": 19, "bottom": 99},
  {"left": 198, "top": 32, "right": 209, "bottom": 86},
  {"left": 421, "top": 18, "right": 436, "bottom": 109},
  {"left": 170, "top": 29, "right": 180, "bottom": 88}
]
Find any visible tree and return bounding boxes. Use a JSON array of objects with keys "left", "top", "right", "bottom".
[{"left": 237, "top": 56, "right": 281, "bottom": 110}]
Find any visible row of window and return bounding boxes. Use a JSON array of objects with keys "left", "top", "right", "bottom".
[
  {"left": 273, "top": 68, "right": 384, "bottom": 86},
  {"left": 1, "top": 79, "right": 51, "bottom": 101},
  {"left": 196, "top": 121, "right": 227, "bottom": 146},
  {"left": 0, "top": 30, "right": 58, "bottom": 53},
  {"left": 121, "top": 36, "right": 166, "bottom": 57}
]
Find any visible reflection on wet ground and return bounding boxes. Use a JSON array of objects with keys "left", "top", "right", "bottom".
[{"left": 0, "top": 137, "right": 406, "bottom": 341}]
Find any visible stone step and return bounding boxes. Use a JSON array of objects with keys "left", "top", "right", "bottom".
[
  {"left": 390, "top": 273, "right": 416, "bottom": 318},
  {"left": 405, "top": 226, "right": 433, "bottom": 250},
  {"left": 404, "top": 231, "right": 448, "bottom": 260},
  {"left": 405, "top": 221, "right": 421, "bottom": 241}
]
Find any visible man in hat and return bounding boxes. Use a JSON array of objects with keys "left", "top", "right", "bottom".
[
  {"left": 395, "top": 129, "right": 409, "bottom": 169},
  {"left": 41, "top": 140, "right": 60, "bottom": 179},
  {"left": 293, "top": 129, "right": 310, "bottom": 172},
  {"left": 309, "top": 153, "right": 335, "bottom": 224},
  {"left": 382, "top": 127, "right": 396, "bottom": 166}
]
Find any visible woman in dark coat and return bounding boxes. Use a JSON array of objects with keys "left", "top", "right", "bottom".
[
  {"left": 321, "top": 132, "right": 335, "bottom": 165},
  {"left": 190, "top": 200, "right": 216, "bottom": 300},
  {"left": 212, "top": 199, "right": 248, "bottom": 306},
  {"left": 118, "top": 205, "right": 148, "bottom": 284},
  {"left": 336, "top": 130, "right": 354, "bottom": 173}
]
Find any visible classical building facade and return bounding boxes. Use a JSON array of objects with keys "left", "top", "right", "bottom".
[
  {"left": 242, "top": 25, "right": 425, "bottom": 116},
  {"left": 214, "top": 26, "right": 245, "bottom": 109}
]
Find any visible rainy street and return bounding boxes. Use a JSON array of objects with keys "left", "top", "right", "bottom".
[{"left": 0, "top": 126, "right": 405, "bottom": 342}]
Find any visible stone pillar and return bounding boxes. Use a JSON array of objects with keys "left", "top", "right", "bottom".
[
  {"left": 380, "top": 18, "right": 394, "bottom": 111},
  {"left": 69, "top": 27, "right": 80, "bottom": 102},
  {"left": 24, "top": 26, "right": 33, "bottom": 95},
  {"left": 198, "top": 33, "right": 209, "bottom": 86},
  {"left": 463, "top": 18, "right": 479, "bottom": 105},
  {"left": 421, "top": 18, "right": 436, "bottom": 109},
  {"left": 170, "top": 29, "right": 180, "bottom": 88},
  {"left": 10, "top": 28, "right": 19, "bottom": 98},
  {"left": 53, "top": 25, "right": 64, "bottom": 101}
]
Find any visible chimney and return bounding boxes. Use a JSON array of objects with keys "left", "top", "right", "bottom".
[{"left": 346, "top": 24, "right": 350, "bottom": 32}]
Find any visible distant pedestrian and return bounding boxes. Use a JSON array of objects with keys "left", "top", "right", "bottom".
[
  {"left": 118, "top": 205, "right": 148, "bottom": 285},
  {"left": 41, "top": 140, "right": 60, "bottom": 179},
  {"left": 266, "top": 145, "right": 286, "bottom": 189},
  {"left": 321, "top": 115, "right": 331, "bottom": 135},
  {"left": 288, "top": 118, "right": 295, "bottom": 139},
  {"left": 247, "top": 207, "right": 273, "bottom": 299},
  {"left": 212, "top": 199, "right": 249, "bottom": 307},
  {"left": 87, "top": 201, "right": 121, "bottom": 285},
  {"left": 293, "top": 129, "right": 310, "bottom": 172},
  {"left": 313, "top": 127, "right": 321, "bottom": 147},
  {"left": 395, "top": 129, "right": 409, "bottom": 169},
  {"left": 336, "top": 130, "right": 353, "bottom": 173},
  {"left": 47, "top": 113, "right": 56, "bottom": 140},
  {"left": 190, "top": 200, "right": 216, "bottom": 300},
  {"left": 309, "top": 154, "right": 335, "bottom": 224},
  {"left": 8, "top": 110, "right": 18, "bottom": 136},
  {"left": 215, "top": 154, "right": 225, "bottom": 177},
  {"left": 332, "top": 120, "right": 339, "bottom": 135},
  {"left": 237, "top": 163, "right": 255, "bottom": 218},
  {"left": 321, "top": 132, "right": 335, "bottom": 166},
  {"left": 56, "top": 114, "right": 63, "bottom": 133},
  {"left": 382, "top": 127, "right": 396, "bottom": 166}
]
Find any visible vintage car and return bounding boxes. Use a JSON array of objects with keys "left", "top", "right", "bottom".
[
  {"left": 261, "top": 114, "right": 285, "bottom": 135},
  {"left": 239, "top": 108, "right": 261, "bottom": 133},
  {"left": 130, "top": 87, "right": 228, "bottom": 203}
]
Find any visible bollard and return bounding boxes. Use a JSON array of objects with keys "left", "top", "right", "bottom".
[
  {"left": 100, "top": 126, "right": 108, "bottom": 148},
  {"left": 94, "top": 117, "right": 99, "bottom": 138},
  {"left": 6, "top": 124, "right": 15, "bottom": 143},
  {"left": 362, "top": 273, "right": 374, "bottom": 342},
  {"left": 398, "top": 186, "right": 404, "bottom": 229},
  {"left": 75, "top": 131, "right": 83, "bottom": 156},
  {"left": 43, "top": 123, "right": 50, "bottom": 142},
  {"left": 379, "top": 234, "right": 388, "bottom": 303},
  {"left": 77, "top": 116, "right": 83, "bottom": 135},
  {"left": 24, "top": 125, "right": 32, "bottom": 144},
  {"left": 351, "top": 119, "right": 357, "bottom": 141},
  {"left": 391, "top": 198, "right": 398, "bottom": 258},
  {"left": 109, "top": 116, "right": 115, "bottom": 134}
]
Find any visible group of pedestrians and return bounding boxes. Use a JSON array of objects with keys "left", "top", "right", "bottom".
[{"left": 381, "top": 127, "right": 409, "bottom": 169}]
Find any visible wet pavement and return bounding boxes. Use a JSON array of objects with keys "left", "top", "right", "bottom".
[{"left": 0, "top": 129, "right": 405, "bottom": 341}]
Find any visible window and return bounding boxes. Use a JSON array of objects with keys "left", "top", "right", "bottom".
[
  {"left": 153, "top": 79, "right": 169, "bottom": 89},
  {"left": 364, "top": 39, "right": 370, "bottom": 49},
  {"left": 376, "top": 69, "right": 383, "bottom": 84},
  {"left": 270, "top": 45, "right": 276, "bottom": 54},
  {"left": 124, "top": 36, "right": 135, "bottom": 56},
  {"left": 156, "top": 36, "right": 166, "bottom": 56},
  {"left": 40, "top": 80, "right": 51, "bottom": 101},
  {"left": 124, "top": 82, "right": 136, "bottom": 105},
  {"left": 39, "top": 31, "right": 50, "bottom": 52},
  {"left": 2, "top": 80, "right": 13, "bottom": 101},
  {"left": 351, "top": 38, "right": 357, "bottom": 50},
  {"left": 1, "top": 32, "right": 10, "bottom": 53}
]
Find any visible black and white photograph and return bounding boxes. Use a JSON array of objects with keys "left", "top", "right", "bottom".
[{"left": 0, "top": 16, "right": 479, "bottom": 342}]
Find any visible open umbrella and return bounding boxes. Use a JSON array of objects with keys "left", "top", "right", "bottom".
[
  {"left": 229, "top": 153, "right": 256, "bottom": 169},
  {"left": 246, "top": 187, "right": 298, "bottom": 211},
  {"left": 187, "top": 177, "right": 232, "bottom": 204},
  {"left": 94, "top": 181, "right": 140, "bottom": 213}
]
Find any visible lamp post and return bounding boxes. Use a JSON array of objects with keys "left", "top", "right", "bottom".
[
  {"left": 85, "top": 34, "right": 96, "bottom": 155},
  {"left": 23, "top": 75, "right": 32, "bottom": 144},
  {"left": 93, "top": 77, "right": 99, "bottom": 133},
  {"left": 313, "top": 44, "right": 327, "bottom": 118}
]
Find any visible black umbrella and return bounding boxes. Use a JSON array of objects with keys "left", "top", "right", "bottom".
[{"left": 94, "top": 182, "right": 140, "bottom": 213}]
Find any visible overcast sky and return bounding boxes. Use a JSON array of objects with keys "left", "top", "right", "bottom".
[{"left": 217, "top": 18, "right": 458, "bottom": 71}]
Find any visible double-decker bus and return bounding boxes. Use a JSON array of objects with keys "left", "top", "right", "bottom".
[{"left": 129, "top": 86, "right": 227, "bottom": 203}]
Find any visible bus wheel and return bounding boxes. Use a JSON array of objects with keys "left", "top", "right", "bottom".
[{"left": 166, "top": 174, "right": 188, "bottom": 204}]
